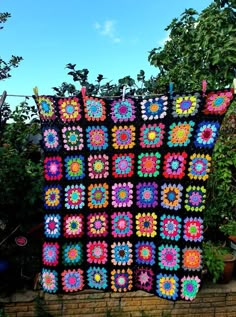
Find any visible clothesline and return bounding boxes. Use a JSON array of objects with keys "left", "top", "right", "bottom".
[{"left": 5, "top": 93, "right": 167, "bottom": 98}]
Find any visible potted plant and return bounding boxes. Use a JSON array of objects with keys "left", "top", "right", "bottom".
[
  {"left": 203, "top": 241, "right": 235, "bottom": 284},
  {"left": 220, "top": 220, "right": 236, "bottom": 253}
]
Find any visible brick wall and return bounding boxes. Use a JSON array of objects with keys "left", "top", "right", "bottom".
[{"left": 1, "top": 281, "right": 236, "bottom": 317}]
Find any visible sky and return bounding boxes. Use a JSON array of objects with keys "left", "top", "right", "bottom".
[{"left": 0, "top": 0, "right": 212, "bottom": 108}]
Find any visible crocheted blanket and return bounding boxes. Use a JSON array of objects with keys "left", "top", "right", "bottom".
[{"left": 34, "top": 89, "right": 234, "bottom": 301}]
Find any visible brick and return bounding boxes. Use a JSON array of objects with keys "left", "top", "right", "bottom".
[
  {"left": 202, "top": 296, "right": 226, "bottom": 303},
  {"left": 214, "top": 313, "right": 236, "bottom": 317},
  {"left": 5, "top": 314, "right": 16, "bottom": 317},
  {"left": 212, "top": 301, "right": 226, "bottom": 307},
  {"left": 226, "top": 300, "right": 236, "bottom": 306},
  {"left": 216, "top": 307, "right": 236, "bottom": 314},
  {"left": 129, "top": 312, "right": 143, "bottom": 317},
  {"left": 16, "top": 312, "right": 34, "bottom": 317},
  {"left": 63, "top": 303, "right": 79, "bottom": 309}
]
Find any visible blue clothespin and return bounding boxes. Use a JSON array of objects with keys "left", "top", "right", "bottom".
[{"left": 169, "top": 82, "right": 174, "bottom": 99}]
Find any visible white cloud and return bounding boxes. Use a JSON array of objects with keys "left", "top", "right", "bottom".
[
  {"left": 158, "top": 32, "right": 170, "bottom": 47},
  {"left": 94, "top": 22, "right": 101, "bottom": 30},
  {"left": 94, "top": 20, "right": 121, "bottom": 43}
]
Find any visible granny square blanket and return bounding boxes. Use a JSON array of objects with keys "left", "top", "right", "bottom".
[{"left": 34, "top": 89, "right": 234, "bottom": 301}]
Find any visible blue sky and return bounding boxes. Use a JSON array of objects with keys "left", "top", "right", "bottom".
[{"left": 0, "top": 0, "right": 212, "bottom": 107}]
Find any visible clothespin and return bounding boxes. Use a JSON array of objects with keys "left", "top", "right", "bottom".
[
  {"left": 33, "top": 86, "right": 39, "bottom": 97},
  {"left": 0, "top": 91, "right": 7, "bottom": 107},
  {"left": 122, "top": 85, "right": 126, "bottom": 101},
  {"left": 233, "top": 78, "right": 236, "bottom": 95},
  {"left": 169, "top": 82, "right": 174, "bottom": 99},
  {"left": 202, "top": 80, "right": 207, "bottom": 96},
  {"left": 81, "top": 86, "right": 86, "bottom": 99}
]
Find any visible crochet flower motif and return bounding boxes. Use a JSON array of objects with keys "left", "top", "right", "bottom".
[
  {"left": 88, "top": 183, "right": 109, "bottom": 209},
  {"left": 42, "top": 269, "right": 58, "bottom": 293},
  {"left": 111, "top": 212, "right": 133, "bottom": 238},
  {"left": 44, "top": 156, "right": 63, "bottom": 181},
  {"left": 62, "top": 126, "right": 84, "bottom": 151},
  {"left": 141, "top": 96, "right": 168, "bottom": 120},
  {"left": 87, "top": 267, "right": 108, "bottom": 290},
  {"left": 180, "top": 276, "right": 201, "bottom": 301},
  {"left": 137, "top": 152, "right": 161, "bottom": 177},
  {"left": 36, "top": 96, "right": 56, "bottom": 121},
  {"left": 42, "top": 126, "right": 60, "bottom": 151},
  {"left": 161, "top": 183, "right": 183, "bottom": 210},
  {"left": 134, "top": 267, "right": 154, "bottom": 292},
  {"left": 87, "top": 241, "right": 108, "bottom": 264},
  {"left": 184, "top": 186, "right": 206, "bottom": 212},
  {"left": 140, "top": 123, "right": 165, "bottom": 148},
  {"left": 64, "top": 184, "right": 85, "bottom": 209},
  {"left": 42, "top": 242, "right": 59, "bottom": 266},
  {"left": 163, "top": 152, "right": 187, "bottom": 179},
  {"left": 62, "top": 242, "right": 83, "bottom": 266},
  {"left": 87, "top": 212, "right": 108, "bottom": 237},
  {"left": 203, "top": 90, "right": 233, "bottom": 115},
  {"left": 112, "top": 153, "right": 135, "bottom": 178},
  {"left": 168, "top": 121, "right": 195, "bottom": 147},
  {"left": 58, "top": 97, "right": 81, "bottom": 122},
  {"left": 112, "top": 125, "right": 135, "bottom": 149},
  {"left": 188, "top": 154, "right": 211, "bottom": 181},
  {"left": 135, "top": 241, "right": 156, "bottom": 265},
  {"left": 61, "top": 269, "right": 84, "bottom": 292},
  {"left": 84, "top": 96, "right": 106, "bottom": 121},
  {"left": 44, "top": 214, "right": 61, "bottom": 238},
  {"left": 111, "top": 268, "right": 133, "bottom": 292},
  {"left": 111, "top": 98, "right": 136, "bottom": 122},
  {"left": 44, "top": 185, "right": 62, "bottom": 209},
  {"left": 160, "top": 215, "right": 182, "bottom": 241},
  {"left": 136, "top": 182, "right": 158, "bottom": 208},
  {"left": 63, "top": 214, "right": 84, "bottom": 238},
  {"left": 111, "top": 182, "right": 133, "bottom": 208},
  {"left": 86, "top": 126, "right": 108, "bottom": 150},
  {"left": 183, "top": 217, "right": 203, "bottom": 242},
  {"left": 111, "top": 241, "right": 133, "bottom": 266},
  {"left": 88, "top": 154, "right": 109, "bottom": 179},
  {"left": 182, "top": 247, "right": 202, "bottom": 271},
  {"left": 158, "top": 244, "right": 180, "bottom": 271},
  {"left": 172, "top": 93, "right": 200, "bottom": 117},
  {"left": 64, "top": 155, "right": 85, "bottom": 180},
  {"left": 194, "top": 121, "right": 220, "bottom": 149},
  {"left": 156, "top": 273, "right": 179, "bottom": 300},
  {"left": 136, "top": 212, "right": 158, "bottom": 238}
]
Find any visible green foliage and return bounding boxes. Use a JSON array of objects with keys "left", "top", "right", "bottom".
[
  {"left": 220, "top": 220, "right": 236, "bottom": 236},
  {"left": 0, "top": 101, "right": 43, "bottom": 247},
  {"left": 0, "top": 12, "right": 23, "bottom": 80},
  {"left": 204, "top": 101, "right": 236, "bottom": 228},
  {"left": 203, "top": 241, "right": 228, "bottom": 283},
  {"left": 52, "top": 65, "right": 157, "bottom": 97},
  {"left": 148, "top": 1, "right": 236, "bottom": 92}
]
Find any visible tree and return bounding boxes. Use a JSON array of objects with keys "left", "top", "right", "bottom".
[
  {"left": 148, "top": 0, "right": 236, "bottom": 92},
  {"left": 0, "top": 12, "right": 23, "bottom": 81}
]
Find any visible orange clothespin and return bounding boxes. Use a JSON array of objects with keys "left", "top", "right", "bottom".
[
  {"left": 81, "top": 86, "right": 86, "bottom": 99},
  {"left": 202, "top": 80, "right": 207, "bottom": 96}
]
